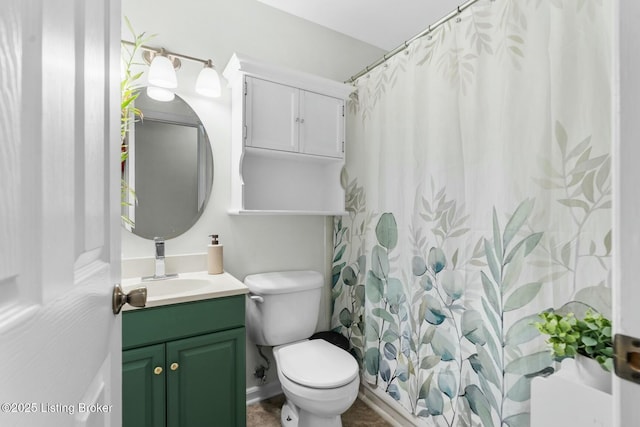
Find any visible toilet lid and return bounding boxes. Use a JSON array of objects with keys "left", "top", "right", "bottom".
[{"left": 277, "top": 340, "right": 359, "bottom": 389}]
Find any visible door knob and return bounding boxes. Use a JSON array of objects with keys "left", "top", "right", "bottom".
[{"left": 112, "top": 284, "right": 147, "bottom": 314}]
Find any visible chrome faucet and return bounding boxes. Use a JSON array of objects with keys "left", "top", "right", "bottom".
[
  {"left": 154, "top": 237, "right": 166, "bottom": 277},
  {"left": 142, "top": 237, "right": 177, "bottom": 281}
]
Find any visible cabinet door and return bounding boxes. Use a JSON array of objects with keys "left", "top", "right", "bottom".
[
  {"left": 123, "top": 344, "right": 166, "bottom": 427},
  {"left": 166, "top": 328, "right": 246, "bottom": 427},
  {"left": 245, "top": 76, "right": 299, "bottom": 152},
  {"left": 299, "top": 90, "right": 344, "bottom": 158}
]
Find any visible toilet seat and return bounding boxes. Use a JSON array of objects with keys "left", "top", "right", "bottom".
[{"left": 276, "top": 339, "right": 358, "bottom": 389}]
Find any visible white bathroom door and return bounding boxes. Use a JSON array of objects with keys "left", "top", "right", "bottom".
[
  {"left": 0, "top": 1, "right": 122, "bottom": 427},
  {"left": 615, "top": 1, "right": 640, "bottom": 425}
]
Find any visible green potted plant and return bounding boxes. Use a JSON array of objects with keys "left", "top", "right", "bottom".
[
  {"left": 120, "top": 18, "right": 154, "bottom": 226},
  {"left": 535, "top": 308, "right": 613, "bottom": 392}
]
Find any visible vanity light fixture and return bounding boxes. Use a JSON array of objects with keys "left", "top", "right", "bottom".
[
  {"left": 122, "top": 40, "right": 221, "bottom": 101},
  {"left": 195, "top": 60, "right": 221, "bottom": 98},
  {"left": 145, "top": 48, "right": 179, "bottom": 89}
]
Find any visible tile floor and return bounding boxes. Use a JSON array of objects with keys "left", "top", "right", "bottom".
[{"left": 247, "top": 394, "right": 392, "bottom": 427}]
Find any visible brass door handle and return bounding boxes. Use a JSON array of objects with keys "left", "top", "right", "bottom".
[
  {"left": 112, "top": 284, "right": 147, "bottom": 315},
  {"left": 170, "top": 363, "right": 179, "bottom": 371},
  {"left": 154, "top": 367, "right": 163, "bottom": 375}
]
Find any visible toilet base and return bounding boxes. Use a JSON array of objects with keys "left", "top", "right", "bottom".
[
  {"left": 280, "top": 399, "right": 342, "bottom": 427},
  {"left": 281, "top": 400, "right": 299, "bottom": 426}
]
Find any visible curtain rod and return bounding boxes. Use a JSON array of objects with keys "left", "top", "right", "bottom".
[{"left": 347, "top": 0, "right": 482, "bottom": 83}]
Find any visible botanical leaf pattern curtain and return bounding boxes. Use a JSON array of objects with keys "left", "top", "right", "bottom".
[{"left": 331, "top": 1, "right": 611, "bottom": 426}]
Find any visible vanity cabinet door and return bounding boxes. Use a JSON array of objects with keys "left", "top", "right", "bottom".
[
  {"left": 245, "top": 76, "right": 299, "bottom": 153},
  {"left": 299, "top": 90, "right": 345, "bottom": 158},
  {"left": 166, "top": 328, "right": 246, "bottom": 427},
  {"left": 123, "top": 344, "right": 166, "bottom": 427}
]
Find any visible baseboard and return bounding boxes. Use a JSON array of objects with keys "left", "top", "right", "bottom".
[
  {"left": 359, "top": 383, "right": 422, "bottom": 427},
  {"left": 246, "top": 380, "right": 283, "bottom": 406}
]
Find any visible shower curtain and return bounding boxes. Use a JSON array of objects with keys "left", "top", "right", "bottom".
[{"left": 331, "top": 1, "right": 612, "bottom": 426}]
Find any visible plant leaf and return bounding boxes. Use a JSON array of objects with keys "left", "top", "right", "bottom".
[
  {"left": 493, "top": 208, "right": 503, "bottom": 262},
  {"left": 504, "top": 282, "right": 543, "bottom": 312},
  {"left": 339, "top": 308, "right": 352, "bottom": 328},
  {"left": 506, "top": 376, "right": 532, "bottom": 402},
  {"left": 484, "top": 239, "right": 501, "bottom": 284},
  {"left": 464, "top": 385, "right": 493, "bottom": 427},
  {"left": 505, "top": 351, "right": 553, "bottom": 375},
  {"left": 504, "top": 413, "right": 530, "bottom": 427},
  {"left": 506, "top": 314, "right": 542, "bottom": 347},
  {"left": 557, "top": 198, "right": 590, "bottom": 212},
  {"left": 342, "top": 265, "right": 357, "bottom": 286},
  {"left": 441, "top": 270, "right": 464, "bottom": 300},
  {"left": 419, "top": 371, "right": 434, "bottom": 400},
  {"left": 426, "top": 387, "right": 444, "bottom": 416},
  {"left": 428, "top": 247, "right": 447, "bottom": 274},
  {"left": 385, "top": 278, "right": 405, "bottom": 305},
  {"left": 481, "top": 272, "right": 500, "bottom": 314},
  {"left": 504, "top": 232, "right": 543, "bottom": 264},
  {"left": 371, "top": 245, "right": 389, "bottom": 280},
  {"left": 596, "top": 158, "right": 611, "bottom": 192},
  {"left": 566, "top": 136, "right": 592, "bottom": 160},
  {"left": 482, "top": 297, "right": 501, "bottom": 339},
  {"left": 555, "top": 121, "right": 568, "bottom": 156},
  {"left": 412, "top": 256, "right": 427, "bottom": 276},
  {"left": 502, "top": 245, "right": 525, "bottom": 293},
  {"left": 461, "top": 309, "right": 486, "bottom": 345},
  {"left": 365, "top": 347, "right": 380, "bottom": 376},
  {"left": 469, "top": 346, "right": 500, "bottom": 388},
  {"left": 420, "top": 355, "right": 441, "bottom": 370},
  {"left": 366, "top": 271, "right": 383, "bottom": 303},
  {"left": 431, "top": 328, "right": 456, "bottom": 361},
  {"left": 438, "top": 368, "right": 458, "bottom": 399},
  {"left": 372, "top": 307, "right": 395, "bottom": 324},
  {"left": 503, "top": 199, "right": 534, "bottom": 250},
  {"left": 380, "top": 359, "right": 391, "bottom": 382},
  {"left": 376, "top": 213, "right": 398, "bottom": 250},
  {"left": 424, "top": 296, "right": 447, "bottom": 325},
  {"left": 383, "top": 342, "right": 397, "bottom": 360}
]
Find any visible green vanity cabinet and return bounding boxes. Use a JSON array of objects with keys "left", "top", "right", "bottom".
[
  {"left": 122, "top": 344, "right": 166, "bottom": 427},
  {"left": 122, "top": 295, "right": 247, "bottom": 427}
]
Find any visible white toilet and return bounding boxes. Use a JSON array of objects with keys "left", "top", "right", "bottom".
[{"left": 245, "top": 271, "right": 360, "bottom": 427}]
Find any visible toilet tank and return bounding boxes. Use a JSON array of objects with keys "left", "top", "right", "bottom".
[{"left": 245, "top": 271, "right": 323, "bottom": 346}]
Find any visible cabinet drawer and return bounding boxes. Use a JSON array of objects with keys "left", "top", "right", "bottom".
[{"left": 123, "top": 295, "right": 245, "bottom": 350}]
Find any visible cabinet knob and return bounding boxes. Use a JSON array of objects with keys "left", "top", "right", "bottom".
[
  {"left": 154, "top": 366, "right": 163, "bottom": 375},
  {"left": 300, "top": 118, "right": 305, "bottom": 124},
  {"left": 170, "top": 362, "right": 179, "bottom": 371},
  {"left": 295, "top": 117, "right": 300, "bottom": 123}
]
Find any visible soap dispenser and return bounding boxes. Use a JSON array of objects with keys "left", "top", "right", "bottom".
[{"left": 207, "top": 234, "right": 223, "bottom": 274}]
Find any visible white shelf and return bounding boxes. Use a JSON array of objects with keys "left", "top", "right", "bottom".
[
  {"left": 244, "top": 146, "right": 344, "bottom": 163},
  {"left": 228, "top": 209, "right": 348, "bottom": 216}
]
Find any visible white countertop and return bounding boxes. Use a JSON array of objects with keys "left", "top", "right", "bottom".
[{"left": 121, "top": 271, "right": 249, "bottom": 311}]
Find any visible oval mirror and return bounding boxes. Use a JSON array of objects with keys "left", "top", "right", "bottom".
[{"left": 123, "top": 90, "right": 213, "bottom": 239}]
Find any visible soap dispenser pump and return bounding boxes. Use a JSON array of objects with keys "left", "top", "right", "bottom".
[{"left": 207, "top": 234, "right": 223, "bottom": 275}]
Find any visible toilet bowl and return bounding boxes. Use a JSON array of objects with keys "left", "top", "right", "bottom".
[
  {"left": 244, "top": 271, "right": 361, "bottom": 427},
  {"left": 274, "top": 339, "right": 359, "bottom": 427}
]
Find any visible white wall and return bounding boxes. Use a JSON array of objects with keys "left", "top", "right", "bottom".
[{"left": 121, "top": 0, "right": 383, "bottom": 390}]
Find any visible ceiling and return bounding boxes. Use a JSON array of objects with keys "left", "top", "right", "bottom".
[{"left": 256, "top": 0, "right": 463, "bottom": 51}]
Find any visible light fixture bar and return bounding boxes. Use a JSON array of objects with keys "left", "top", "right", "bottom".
[{"left": 121, "top": 40, "right": 212, "bottom": 66}]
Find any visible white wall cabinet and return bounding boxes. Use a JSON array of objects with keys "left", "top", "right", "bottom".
[
  {"left": 224, "top": 54, "right": 353, "bottom": 215},
  {"left": 245, "top": 77, "right": 345, "bottom": 159}
]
